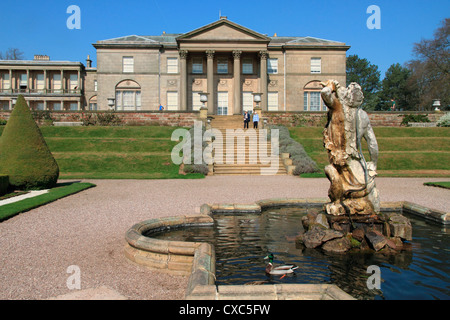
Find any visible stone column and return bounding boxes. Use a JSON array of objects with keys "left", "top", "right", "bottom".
[
  {"left": 232, "top": 50, "right": 242, "bottom": 115},
  {"left": 179, "top": 50, "right": 188, "bottom": 111},
  {"left": 206, "top": 50, "right": 215, "bottom": 114},
  {"left": 259, "top": 50, "right": 268, "bottom": 111}
]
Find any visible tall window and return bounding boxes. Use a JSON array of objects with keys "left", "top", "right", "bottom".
[
  {"left": 167, "top": 57, "right": 178, "bottom": 73},
  {"left": 1, "top": 73, "right": 10, "bottom": 91},
  {"left": 192, "top": 58, "right": 203, "bottom": 74},
  {"left": 123, "top": 56, "right": 134, "bottom": 73},
  {"left": 268, "top": 92, "right": 278, "bottom": 111},
  {"left": 217, "top": 59, "right": 228, "bottom": 74},
  {"left": 53, "top": 73, "right": 62, "bottom": 92},
  {"left": 115, "top": 80, "right": 141, "bottom": 110},
  {"left": 167, "top": 91, "right": 178, "bottom": 110},
  {"left": 242, "top": 58, "right": 253, "bottom": 74},
  {"left": 94, "top": 80, "right": 98, "bottom": 92},
  {"left": 192, "top": 92, "right": 202, "bottom": 111},
  {"left": 242, "top": 92, "right": 253, "bottom": 112},
  {"left": 36, "top": 73, "right": 44, "bottom": 92},
  {"left": 19, "top": 73, "right": 28, "bottom": 89},
  {"left": 267, "top": 58, "right": 278, "bottom": 74},
  {"left": 69, "top": 74, "right": 78, "bottom": 92},
  {"left": 311, "top": 58, "right": 321, "bottom": 73}
]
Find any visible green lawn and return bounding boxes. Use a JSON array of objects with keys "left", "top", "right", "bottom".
[
  {"left": 289, "top": 127, "right": 450, "bottom": 177},
  {"left": 424, "top": 181, "right": 450, "bottom": 189},
  {"left": 0, "top": 126, "right": 203, "bottom": 180},
  {"left": 0, "top": 182, "right": 95, "bottom": 221}
]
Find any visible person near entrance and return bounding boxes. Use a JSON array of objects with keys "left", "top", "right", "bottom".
[
  {"left": 252, "top": 111, "right": 259, "bottom": 129},
  {"left": 243, "top": 111, "right": 250, "bottom": 129}
]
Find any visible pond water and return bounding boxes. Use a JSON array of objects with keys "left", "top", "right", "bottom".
[{"left": 148, "top": 206, "right": 450, "bottom": 300}]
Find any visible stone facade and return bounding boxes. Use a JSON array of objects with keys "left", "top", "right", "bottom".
[{"left": 91, "top": 18, "right": 349, "bottom": 114}]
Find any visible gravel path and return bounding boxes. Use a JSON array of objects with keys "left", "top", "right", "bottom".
[{"left": 0, "top": 176, "right": 449, "bottom": 300}]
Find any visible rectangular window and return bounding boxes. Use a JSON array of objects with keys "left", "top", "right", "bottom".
[
  {"left": 267, "top": 58, "right": 278, "bottom": 74},
  {"left": 19, "top": 73, "right": 28, "bottom": 88},
  {"left": 89, "top": 103, "right": 97, "bottom": 111},
  {"left": 217, "top": 59, "right": 228, "bottom": 74},
  {"left": 36, "top": 73, "right": 44, "bottom": 91},
  {"left": 122, "top": 91, "right": 134, "bottom": 110},
  {"left": 36, "top": 102, "right": 44, "bottom": 110},
  {"left": 69, "top": 102, "right": 78, "bottom": 111},
  {"left": 69, "top": 74, "right": 78, "bottom": 91},
  {"left": 268, "top": 92, "right": 278, "bottom": 111},
  {"left": 192, "top": 91, "right": 202, "bottom": 111},
  {"left": 167, "top": 57, "right": 178, "bottom": 74},
  {"left": 311, "top": 58, "right": 321, "bottom": 74},
  {"left": 242, "top": 92, "right": 253, "bottom": 112},
  {"left": 217, "top": 92, "right": 228, "bottom": 115},
  {"left": 2, "top": 73, "right": 10, "bottom": 90},
  {"left": 53, "top": 102, "right": 61, "bottom": 111},
  {"left": 242, "top": 58, "right": 253, "bottom": 74},
  {"left": 123, "top": 56, "right": 134, "bottom": 73},
  {"left": 94, "top": 80, "right": 98, "bottom": 92},
  {"left": 167, "top": 91, "right": 178, "bottom": 110},
  {"left": 192, "top": 58, "right": 203, "bottom": 74},
  {"left": 53, "top": 74, "right": 62, "bottom": 92},
  {"left": 310, "top": 92, "right": 321, "bottom": 111}
]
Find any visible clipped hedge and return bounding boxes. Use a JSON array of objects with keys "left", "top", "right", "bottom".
[
  {"left": 0, "top": 95, "right": 59, "bottom": 190},
  {"left": 0, "top": 174, "right": 9, "bottom": 196}
]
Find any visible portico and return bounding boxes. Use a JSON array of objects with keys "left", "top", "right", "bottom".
[{"left": 176, "top": 18, "right": 271, "bottom": 115}]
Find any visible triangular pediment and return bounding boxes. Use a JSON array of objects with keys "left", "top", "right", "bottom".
[{"left": 177, "top": 19, "right": 270, "bottom": 42}]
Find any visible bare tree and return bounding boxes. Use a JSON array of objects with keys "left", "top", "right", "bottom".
[
  {"left": 408, "top": 18, "right": 450, "bottom": 110},
  {"left": 0, "top": 48, "right": 25, "bottom": 60}
]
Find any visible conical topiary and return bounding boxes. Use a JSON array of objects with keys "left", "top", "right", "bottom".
[{"left": 0, "top": 95, "right": 59, "bottom": 190}]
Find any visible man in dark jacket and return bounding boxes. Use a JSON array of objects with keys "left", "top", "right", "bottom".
[{"left": 243, "top": 111, "right": 250, "bottom": 129}]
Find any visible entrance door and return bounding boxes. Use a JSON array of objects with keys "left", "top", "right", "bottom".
[{"left": 217, "top": 92, "right": 228, "bottom": 115}]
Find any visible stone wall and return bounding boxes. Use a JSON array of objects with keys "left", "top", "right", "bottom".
[
  {"left": 264, "top": 111, "right": 444, "bottom": 127},
  {"left": 0, "top": 110, "right": 200, "bottom": 127}
]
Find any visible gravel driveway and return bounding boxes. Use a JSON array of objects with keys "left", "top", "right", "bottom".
[{"left": 0, "top": 176, "right": 449, "bottom": 300}]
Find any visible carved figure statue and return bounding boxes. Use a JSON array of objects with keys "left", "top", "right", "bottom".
[{"left": 320, "top": 80, "right": 380, "bottom": 216}]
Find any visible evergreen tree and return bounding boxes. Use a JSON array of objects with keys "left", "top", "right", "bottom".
[{"left": 346, "top": 55, "right": 381, "bottom": 110}]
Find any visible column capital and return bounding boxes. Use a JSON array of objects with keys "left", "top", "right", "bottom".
[
  {"left": 232, "top": 50, "right": 242, "bottom": 60},
  {"left": 179, "top": 50, "right": 189, "bottom": 59},
  {"left": 259, "top": 50, "right": 268, "bottom": 60},
  {"left": 206, "top": 50, "right": 215, "bottom": 59}
]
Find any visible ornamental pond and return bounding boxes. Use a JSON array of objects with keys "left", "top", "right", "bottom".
[{"left": 147, "top": 206, "right": 450, "bottom": 300}]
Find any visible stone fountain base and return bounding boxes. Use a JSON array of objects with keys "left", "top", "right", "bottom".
[{"left": 297, "top": 210, "right": 413, "bottom": 253}]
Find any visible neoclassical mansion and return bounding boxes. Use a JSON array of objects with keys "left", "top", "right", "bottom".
[{"left": 0, "top": 18, "right": 349, "bottom": 115}]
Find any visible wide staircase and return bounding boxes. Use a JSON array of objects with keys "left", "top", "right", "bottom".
[{"left": 209, "top": 115, "right": 287, "bottom": 175}]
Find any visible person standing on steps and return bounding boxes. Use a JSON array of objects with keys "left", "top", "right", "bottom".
[
  {"left": 253, "top": 111, "right": 259, "bottom": 129},
  {"left": 243, "top": 111, "right": 250, "bottom": 129}
]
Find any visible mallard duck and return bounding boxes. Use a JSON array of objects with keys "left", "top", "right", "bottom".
[{"left": 264, "top": 253, "right": 298, "bottom": 275}]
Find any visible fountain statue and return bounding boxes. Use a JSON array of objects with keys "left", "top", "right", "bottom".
[{"left": 320, "top": 80, "right": 380, "bottom": 216}]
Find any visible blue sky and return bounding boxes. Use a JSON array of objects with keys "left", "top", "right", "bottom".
[{"left": 0, "top": 0, "right": 448, "bottom": 78}]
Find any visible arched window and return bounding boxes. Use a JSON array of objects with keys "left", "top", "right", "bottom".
[
  {"left": 115, "top": 80, "right": 141, "bottom": 111},
  {"left": 303, "top": 80, "right": 326, "bottom": 111},
  {"left": 89, "top": 95, "right": 97, "bottom": 110}
]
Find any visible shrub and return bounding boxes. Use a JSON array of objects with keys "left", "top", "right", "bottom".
[
  {"left": 0, "top": 174, "right": 9, "bottom": 196},
  {"left": 0, "top": 118, "right": 7, "bottom": 126},
  {"left": 0, "top": 95, "right": 59, "bottom": 190},
  {"left": 81, "top": 112, "right": 123, "bottom": 126},
  {"left": 437, "top": 112, "right": 450, "bottom": 127},
  {"left": 401, "top": 114, "right": 430, "bottom": 126},
  {"left": 268, "top": 125, "right": 319, "bottom": 175}
]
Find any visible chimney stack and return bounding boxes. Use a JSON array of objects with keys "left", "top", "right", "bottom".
[
  {"left": 86, "top": 55, "right": 92, "bottom": 68},
  {"left": 34, "top": 55, "right": 50, "bottom": 61}
]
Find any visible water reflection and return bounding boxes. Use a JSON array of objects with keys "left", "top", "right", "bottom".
[{"left": 149, "top": 207, "right": 450, "bottom": 300}]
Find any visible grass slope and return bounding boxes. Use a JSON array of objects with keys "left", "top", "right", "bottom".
[
  {"left": 0, "top": 126, "right": 203, "bottom": 180},
  {"left": 289, "top": 127, "right": 450, "bottom": 177}
]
